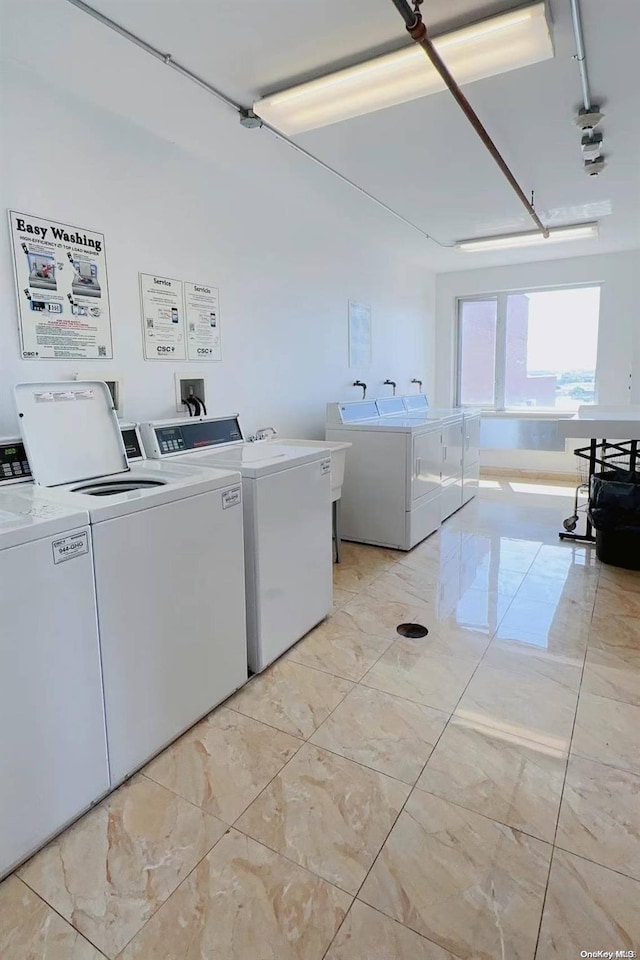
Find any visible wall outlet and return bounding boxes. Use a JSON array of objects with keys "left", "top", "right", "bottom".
[
  {"left": 102, "top": 380, "right": 121, "bottom": 412},
  {"left": 175, "top": 374, "right": 206, "bottom": 414}
]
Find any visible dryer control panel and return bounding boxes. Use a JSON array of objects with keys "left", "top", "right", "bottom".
[{"left": 0, "top": 438, "right": 32, "bottom": 484}]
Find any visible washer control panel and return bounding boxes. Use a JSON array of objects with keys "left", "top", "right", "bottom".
[
  {"left": 0, "top": 438, "right": 32, "bottom": 484},
  {"left": 140, "top": 416, "right": 243, "bottom": 458}
]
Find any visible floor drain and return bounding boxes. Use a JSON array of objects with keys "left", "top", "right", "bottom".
[{"left": 397, "top": 623, "right": 429, "bottom": 639}]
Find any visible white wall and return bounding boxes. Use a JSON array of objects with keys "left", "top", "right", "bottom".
[
  {"left": 435, "top": 250, "right": 640, "bottom": 474},
  {"left": 0, "top": 58, "right": 434, "bottom": 438}
]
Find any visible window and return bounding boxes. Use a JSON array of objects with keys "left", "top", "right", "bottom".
[
  {"left": 456, "top": 286, "right": 601, "bottom": 411},
  {"left": 458, "top": 298, "right": 497, "bottom": 406}
]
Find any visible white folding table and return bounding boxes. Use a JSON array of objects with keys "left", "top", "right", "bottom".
[{"left": 557, "top": 408, "right": 640, "bottom": 543}]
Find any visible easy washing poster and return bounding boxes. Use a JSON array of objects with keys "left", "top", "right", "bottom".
[{"left": 8, "top": 210, "right": 113, "bottom": 360}]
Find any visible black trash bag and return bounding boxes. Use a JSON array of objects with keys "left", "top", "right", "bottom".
[
  {"left": 589, "top": 469, "right": 640, "bottom": 532},
  {"left": 595, "top": 529, "right": 640, "bottom": 570}
]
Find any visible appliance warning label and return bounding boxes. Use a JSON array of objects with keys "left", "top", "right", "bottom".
[
  {"left": 222, "top": 486, "right": 241, "bottom": 509},
  {"left": 52, "top": 531, "right": 89, "bottom": 564}
]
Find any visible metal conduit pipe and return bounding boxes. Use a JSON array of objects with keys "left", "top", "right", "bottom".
[
  {"left": 66, "top": 0, "right": 452, "bottom": 247},
  {"left": 389, "top": 0, "right": 549, "bottom": 237},
  {"left": 67, "top": 0, "right": 240, "bottom": 112},
  {"left": 570, "top": 0, "right": 592, "bottom": 111}
]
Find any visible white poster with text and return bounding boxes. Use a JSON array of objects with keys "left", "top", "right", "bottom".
[
  {"left": 348, "top": 300, "right": 372, "bottom": 368},
  {"left": 184, "top": 281, "right": 221, "bottom": 361},
  {"left": 139, "top": 273, "right": 186, "bottom": 360},
  {"left": 9, "top": 210, "right": 113, "bottom": 360}
]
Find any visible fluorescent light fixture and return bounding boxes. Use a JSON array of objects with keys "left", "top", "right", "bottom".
[
  {"left": 457, "top": 222, "right": 599, "bottom": 252},
  {"left": 253, "top": 2, "right": 552, "bottom": 135}
]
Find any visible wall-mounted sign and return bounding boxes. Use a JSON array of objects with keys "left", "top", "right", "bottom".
[
  {"left": 140, "top": 273, "right": 221, "bottom": 362},
  {"left": 348, "top": 299, "right": 372, "bottom": 368},
  {"left": 139, "top": 273, "right": 186, "bottom": 361},
  {"left": 8, "top": 210, "right": 113, "bottom": 360},
  {"left": 184, "top": 281, "right": 221, "bottom": 361}
]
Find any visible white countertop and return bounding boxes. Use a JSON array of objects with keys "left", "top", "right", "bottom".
[{"left": 557, "top": 407, "right": 640, "bottom": 440}]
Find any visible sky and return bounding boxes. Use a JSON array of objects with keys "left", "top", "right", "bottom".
[{"left": 522, "top": 286, "right": 600, "bottom": 371}]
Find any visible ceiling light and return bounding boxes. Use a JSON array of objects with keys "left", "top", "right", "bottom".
[
  {"left": 253, "top": 2, "right": 553, "bottom": 135},
  {"left": 457, "top": 223, "right": 599, "bottom": 252}
]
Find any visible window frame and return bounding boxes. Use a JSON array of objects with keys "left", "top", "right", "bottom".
[{"left": 454, "top": 283, "right": 602, "bottom": 413}]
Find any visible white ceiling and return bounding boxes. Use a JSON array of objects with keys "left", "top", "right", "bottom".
[{"left": 6, "top": 0, "right": 640, "bottom": 269}]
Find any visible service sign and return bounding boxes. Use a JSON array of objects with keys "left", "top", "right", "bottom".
[
  {"left": 139, "top": 273, "right": 186, "bottom": 361},
  {"left": 184, "top": 281, "right": 221, "bottom": 362},
  {"left": 8, "top": 210, "right": 113, "bottom": 360}
]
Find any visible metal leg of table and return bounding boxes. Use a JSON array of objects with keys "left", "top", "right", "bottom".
[
  {"left": 559, "top": 437, "right": 596, "bottom": 544},
  {"left": 333, "top": 499, "right": 342, "bottom": 564}
]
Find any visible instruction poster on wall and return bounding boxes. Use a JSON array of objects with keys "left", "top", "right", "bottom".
[
  {"left": 139, "top": 273, "right": 187, "bottom": 360},
  {"left": 8, "top": 210, "right": 113, "bottom": 360},
  {"left": 348, "top": 299, "right": 372, "bottom": 368},
  {"left": 184, "top": 281, "right": 221, "bottom": 361},
  {"left": 140, "top": 273, "right": 221, "bottom": 362}
]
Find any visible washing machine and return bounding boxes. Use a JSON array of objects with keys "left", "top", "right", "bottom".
[
  {"left": 139, "top": 416, "right": 333, "bottom": 673},
  {"left": 0, "top": 485, "right": 109, "bottom": 879},
  {"left": 14, "top": 382, "right": 248, "bottom": 786}
]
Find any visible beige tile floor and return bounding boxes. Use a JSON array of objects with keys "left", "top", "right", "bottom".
[{"left": 2, "top": 478, "right": 640, "bottom": 959}]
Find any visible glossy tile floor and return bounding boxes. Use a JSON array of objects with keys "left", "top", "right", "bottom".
[{"left": 2, "top": 479, "right": 640, "bottom": 959}]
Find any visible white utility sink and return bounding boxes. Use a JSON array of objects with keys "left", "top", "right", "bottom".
[{"left": 267, "top": 438, "right": 351, "bottom": 502}]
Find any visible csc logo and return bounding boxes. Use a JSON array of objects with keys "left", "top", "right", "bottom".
[
  {"left": 157, "top": 345, "right": 175, "bottom": 354},
  {"left": 197, "top": 348, "right": 212, "bottom": 355}
]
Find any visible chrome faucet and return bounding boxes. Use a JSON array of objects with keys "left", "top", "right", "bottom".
[
  {"left": 383, "top": 379, "right": 397, "bottom": 396},
  {"left": 255, "top": 426, "right": 277, "bottom": 441},
  {"left": 353, "top": 380, "right": 367, "bottom": 399}
]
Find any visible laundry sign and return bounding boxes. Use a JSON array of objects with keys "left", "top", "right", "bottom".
[
  {"left": 139, "top": 273, "right": 186, "bottom": 361},
  {"left": 348, "top": 299, "right": 372, "bottom": 368},
  {"left": 8, "top": 210, "right": 113, "bottom": 360},
  {"left": 140, "top": 273, "right": 221, "bottom": 362}
]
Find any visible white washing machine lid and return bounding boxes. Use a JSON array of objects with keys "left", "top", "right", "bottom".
[
  {"left": 183, "top": 441, "right": 327, "bottom": 478},
  {"left": 15, "top": 381, "right": 128, "bottom": 487},
  {"left": 0, "top": 488, "right": 89, "bottom": 551}
]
